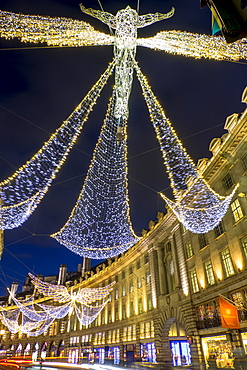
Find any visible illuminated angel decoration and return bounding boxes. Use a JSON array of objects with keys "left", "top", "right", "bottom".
[
  {"left": 0, "top": 273, "right": 114, "bottom": 336},
  {"left": 0, "top": 4, "right": 245, "bottom": 257}
]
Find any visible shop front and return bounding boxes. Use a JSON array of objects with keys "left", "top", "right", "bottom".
[
  {"left": 95, "top": 347, "right": 105, "bottom": 364},
  {"left": 201, "top": 335, "right": 234, "bottom": 368},
  {"left": 68, "top": 348, "right": 79, "bottom": 363},
  {"left": 81, "top": 347, "right": 95, "bottom": 363},
  {"left": 140, "top": 342, "right": 156, "bottom": 362},
  {"left": 40, "top": 342, "right": 47, "bottom": 360},
  {"left": 241, "top": 332, "right": 247, "bottom": 354},
  {"left": 49, "top": 341, "right": 57, "bottom": 358},
  {"left": 24, "top": 343, "right": 31, "bottom": 358},
  {"left": 0, "top": 345, "right": 6, "bottom": 358},
  {"left": 32, "top": 343, "right": 39, "bottom": 361},
  {"left": 107, "top": 346, "right": 120, "bottom": 365},
  {"left": 123, "top": 344, "right": 136, "bottom": 366},
  {"left": 57, "top": 340, "right": 65, "bottom": 358},
  {"left": 15, "top": 344, "right": 22, "bottom": 357},
  {"left": 169, "top": 340, "right": 191, "bottom": 366}
]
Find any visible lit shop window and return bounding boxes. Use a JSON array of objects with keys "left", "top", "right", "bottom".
[
  {"left": 221, "top": 248, "right": 235, "bottom": 277},
  {"left": 137, "top": 276, "right": 142, "bottom": 289},
  {"left": 185, "top": 241, "right": 194, "bottom": 259},
  {"left": 204, "top": 259, "right": 215, "bottom": 286},
  {"left": 138, "top": 298, "right": 143, "bottom": 314},
  {"left": 122, "top": 285, "right": 126, "bottom": 297},
  {"left": 146, "top": 270, "right": 151, "bottom": 284},
  {"left": 241, "top": 235, "right": 247, "bottom": 259},
  {"left": 190, "top": 268, "right": 199, "bottom": 293},
  {"left": 147, "top": 292, "right": 153, "bottom": 311},
  {"left": 231, "top": 199, "right": 244, "bottom": 223},
  {"left": 129, "top": 280, "right": 134, "bottom": 293}
]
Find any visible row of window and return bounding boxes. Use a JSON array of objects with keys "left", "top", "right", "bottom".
[
  {"left": 190, "top": 244, "right": 244, "bottom": 293},
  {"left": 69, "top": 321, "right": 154, "bottom": 347},
  {"left": 196, "top": 288, "right": 247, "bottom": 329},
  {"left": 222, "top": 153, "right": 247, "bottom": 190},
  {"left": 185, "top": 200, "right": 245, "bottom": 260},
  {"left": 112, "top": 255, "right": 149, "bottom": 283},
  {"left": 65, "top": 292, "right": 154, "bottom": 333},
  {"left": 111, "top": 273, "right": 151, "bottom": 301},
  {"left": 103, "top": 293, "right": 153, "bottom": 324}
]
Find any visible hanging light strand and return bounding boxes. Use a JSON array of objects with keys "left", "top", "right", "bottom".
[
  {"left": 135, "top": 61, "right": 238, "bottom": 233},
  {"left": 0, "top": 60, "right": 115, "bottom": 230},
  {"left": 51, "top": 88, "right": 139, "bottom": 259}
]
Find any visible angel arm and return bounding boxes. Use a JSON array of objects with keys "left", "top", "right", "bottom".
[
  {"left": 137, "top": 8, "right": 175, "bottom": 28},
  {"left": 137, "top": 30, "right": 247, "bottom": 61},
  {"left": 76, "top": 282, "right": 115, "bottom": 305},
  {"left": 80, "top": 4, "right": 116, "bottom": 29},
  {"left": 0, "top": 9, "right": 114, "bottom": 47},
  {"left": 28, "top": 273, "right": 71, "bottom": 302}
]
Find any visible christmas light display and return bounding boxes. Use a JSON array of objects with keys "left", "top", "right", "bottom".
[
  {"left": 0, "top": 4, "right": 246, "bottom": 248},
  {"left": 137, "top": 30, "right": 247, "bottom": 61},
  {"left": 0, "top": 9, "right": 114, "bottom": 47},
  {"left": 51, "top": 90, "right": 139, "bottom": 258},
  {"left": 80, "top": 4, "right": 174, "bottom": 119},
  {"left": 135, "top": 62, "right": 238, "bottom": 233},
  {"left": 0, "top": 60, "right": 114, "bottom": 230},
  {"left": 0, "top": 274, "right": 114, "bottom": 336},
  {"left": 28, "top": 273, "right": 115, "bottom": 304}
]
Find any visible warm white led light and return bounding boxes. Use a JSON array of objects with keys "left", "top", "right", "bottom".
[
  {"left": 135, "top": 61, "right": 239, "bottom": 234},
  {"left": 0, "top": 274, "right": 114, "bottom": 336},
  {"left": 0, "top": 61, "right": 114, "bottom": 230},
  {"left": 0, "top": 4, "right": 244, "bottom": 243},
  {"left": 51, "top": 90, "right": 140, "bottom": 258}
]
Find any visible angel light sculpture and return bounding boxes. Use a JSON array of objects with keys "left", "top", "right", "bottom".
[
  {"left": 0, "top": 4, "right": 245, "bottom": 258},
  {"left": 0, "top": 273, "right": 114, "bottom": 336}
]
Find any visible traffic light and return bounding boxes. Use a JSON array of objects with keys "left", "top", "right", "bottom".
[{"left": 201, "top": 0, "right": 247, "bottom": 42}]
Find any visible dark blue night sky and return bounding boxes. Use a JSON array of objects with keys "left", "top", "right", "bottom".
[{"left": 0, "top": 0, "right": 246, "bottom": 296}]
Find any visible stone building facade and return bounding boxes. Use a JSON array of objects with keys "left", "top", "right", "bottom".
[{"left": 0, "top": 87, "right": 247, "bottom": 369}]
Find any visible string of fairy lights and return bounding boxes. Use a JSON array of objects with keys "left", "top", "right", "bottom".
[
  {"left": 51, "top": 89, "right": 139, "bottom": 259},
  {"left": 0, "top": 60, "right": 115, "bottom": 230},
  {"left": 135, "top": 61, "right": 239, "bottom": 233},
  {"left": 137, "top": 30, "right": 247, "bottom": 61},
  {"left": 0, "top": 9, "right": 114, "bottom": 47},
  {"left": 0, "top": 274, "right": 114, "bottom": 336},
  {"left": 0, "top": 4, "right": 246, "bottom": 253},
  {"left": 0, "top": 3, "right": 246, "bottom": 335}
]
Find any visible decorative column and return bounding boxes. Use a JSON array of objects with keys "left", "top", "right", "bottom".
[
  {"left": 135, "top": 323, "right": 141, "bottom": 362},
  {"left": 156, "top": 244, "right": 168, "bottom": 295},
  {"left": 172, "top": 225, "right": 189, "bottom": 296},
  {"left": 148, "top": 247, "right": 159, "bottom": 309},
  {"left": 169, "top": 233, "right": 181, "bottom": 290}
]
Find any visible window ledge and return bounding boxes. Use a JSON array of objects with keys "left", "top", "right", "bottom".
[
  {"left": 215, "top": 232, "right": 226, "bottom": 241},
  {"left": 199, "top": 244, "right": 209, "bottom": 252},
  {"left": 233, "top": 215, "right": 246, "bottom": 227}
]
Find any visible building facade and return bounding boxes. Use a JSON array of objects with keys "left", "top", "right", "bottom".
[{"left": 0, "top": 87, "right": 247, "bottom": 369}]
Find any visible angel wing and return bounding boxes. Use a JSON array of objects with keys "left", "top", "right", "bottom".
[
  {"left": 76, "top": 281, "right": 115, "bottom": 305},
  {"left": 28, "top": 273, "right": 71, "bottom": 303},
  {"left": 137, "top": 30, "right": 247, "bottom": 61},
  {"left": 0, "top": 9, "right": 114, "bottom": 47}
]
